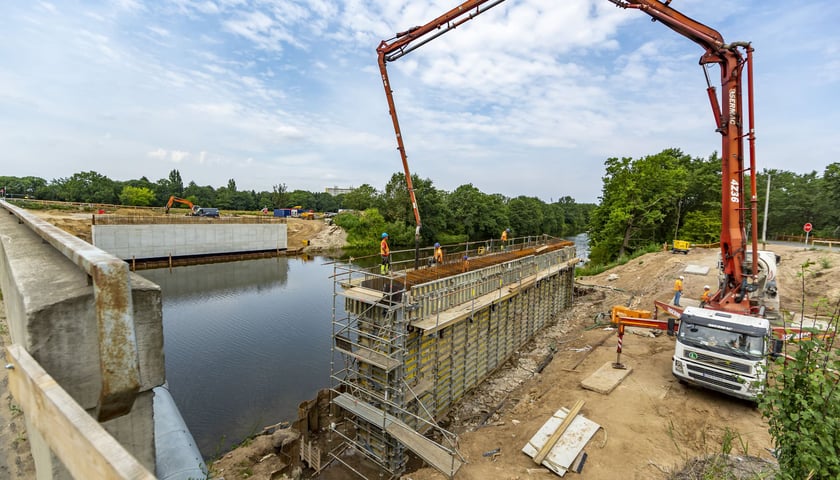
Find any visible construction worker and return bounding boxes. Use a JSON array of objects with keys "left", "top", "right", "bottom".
[
  {"left": 501, "top": 228, "right": 510, "bottom": 251},
  {"left": 700, "top": 285, "right": 712, "bottom": 307},
  {"left": 433, "top": 242, "right": 443, "bottom": 265},
  {"left": 380, "top": 232, "right": 390, "bottom": 274},
  {"left": 673, "top": 275, "right": 684, "bottom": 307}
]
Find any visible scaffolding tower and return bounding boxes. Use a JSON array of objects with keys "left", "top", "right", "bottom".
[{"left": 328, "top": 238, "right": 577, "bottom": 478}]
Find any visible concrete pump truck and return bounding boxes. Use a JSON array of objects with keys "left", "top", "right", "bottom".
[{"left": 609, "top": 0, "right": 780, "bottom": 401}]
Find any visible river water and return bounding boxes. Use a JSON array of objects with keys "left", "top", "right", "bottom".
[{"left": 139, "top": 255, "right": 340, "bottom": 458}]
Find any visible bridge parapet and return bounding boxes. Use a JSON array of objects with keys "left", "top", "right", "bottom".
[{"left": 0, "top": 200, "right": 167, "bottom": 479}]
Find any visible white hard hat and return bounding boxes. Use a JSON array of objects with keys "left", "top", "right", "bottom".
[
  {"left": 704, "top": 285, "right": 710, "bottom": 290},
  {"left": 679, "top": 275, "right": 684, "bottom": 280}
]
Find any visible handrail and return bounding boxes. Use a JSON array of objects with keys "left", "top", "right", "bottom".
[
  {"left": 5, "top": 344, "right": 154, "bottom": 479},
  {"left": 1, "top": 199, "right": 140, "bottom": 421}
]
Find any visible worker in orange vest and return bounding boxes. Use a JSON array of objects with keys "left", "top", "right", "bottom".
[
  {"left": 501, "top": 228, "right": 510, "bottom": 251},
  {"left": 380, "top": 232, "right": 390, "bottom": 274},
  {"left": 673, "top": 275, "right": 684, "bottom": 307},
  {"left": 700, "top": 285, "right": 711, "bottom": 307},
  {"left": 433, "top": 242, "right": 443, "bottom": 265}
]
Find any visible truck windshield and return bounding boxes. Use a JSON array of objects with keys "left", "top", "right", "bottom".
[{"left": 679, "top": 323, "right": 765, "bottom": 359}]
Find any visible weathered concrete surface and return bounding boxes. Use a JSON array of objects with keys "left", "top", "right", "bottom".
[
  {"left": 93, "top": 223, "right": 288, "bottom": 260},
  {"left": 0, "top": 210, "right": 163, "bottom": 478}
]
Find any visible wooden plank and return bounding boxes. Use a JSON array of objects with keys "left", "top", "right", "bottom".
[
  {"left": 533, "top": 400, "right": 584, "bottom": 465},
  {"left": 522, "top": 407, "right": 601, "bottom": 476},
  {"left": 386, "top": 421, "right": 462, "bottom": 477},
  {"left": 341, "top": 286, "right": 386, "bottom": 304},
  {"left": 4, "top": 344, "right": 155, "bottom": 480},
  {"left": 334, "top": 345, "right": 400, "bottom": 371},
  {"left": 333, "top": 393, "right": 462, "bottom": 477}
]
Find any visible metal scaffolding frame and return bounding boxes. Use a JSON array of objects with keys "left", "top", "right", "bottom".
[{"left": 328, "top": 238, "right": 577, "bottom": 479}]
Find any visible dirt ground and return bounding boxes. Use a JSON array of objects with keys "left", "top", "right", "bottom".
[
  {"left": 2, "top": 207, "right": 838, "bottom": 480},
  {"left": 401, "top": 243, "right": 839, "bottom": 480}
]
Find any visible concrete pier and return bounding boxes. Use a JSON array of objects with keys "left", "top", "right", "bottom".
[{"left": 92, "top": 215, "right": 288, "bottom": 260}]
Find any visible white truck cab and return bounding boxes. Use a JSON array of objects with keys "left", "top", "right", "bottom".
[{"left": 672, "top": 307, "right": 771, "bottom": 401}]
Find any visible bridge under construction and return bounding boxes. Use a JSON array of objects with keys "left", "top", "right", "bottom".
[{"left": 324, "top": 237, "right": 578, "bottom": 478}]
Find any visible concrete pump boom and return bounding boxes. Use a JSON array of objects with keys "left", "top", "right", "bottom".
[
  {"left": 610, "top": 0, "right": 760, "bottom": 315},
  {"left": 377, "top": 0, "right": 507, "bottom": 267},
  {"left": 377, "top": 0, "right": 761, "bottom": 311}
]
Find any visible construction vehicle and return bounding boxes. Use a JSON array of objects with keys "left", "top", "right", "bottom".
[
  {"left": 164, "top": 196, "right": 219, "bottom": 217},
  {"left": 165, "top": 196, "right": 198, "bottom": 215},
  {"left": 672, "top": 240, "right": 690, "bottom": 255},
  {"left": 606, "top": 0, "right": 783, "bottom": 400}
]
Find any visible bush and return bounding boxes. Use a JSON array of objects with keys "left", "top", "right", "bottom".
[{"left": 758, "top": 260, "right": 840, "bottom": 479}]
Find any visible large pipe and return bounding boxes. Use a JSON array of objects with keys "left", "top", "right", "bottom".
[{"left": 153, "top": 385, "right": 207, "bottom": 479}]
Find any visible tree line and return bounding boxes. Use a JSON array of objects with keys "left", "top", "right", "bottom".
[
  {"left": 588, "top": 148, "right": 839, "bottom": 265},
  {"left": 4, "top": 149, "right": 828, "bottom": 257},
  {"left": 0, "top": 170, "right": 594, "bottom": 249}
]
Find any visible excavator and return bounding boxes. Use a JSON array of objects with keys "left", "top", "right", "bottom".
[
  {"left": 164, "top": 196, "right": 198, "bottom": 215},
  {"left": 164, "top": 195, "right": 220, "bottom": 217},
  {"left": 377, "top": 0, "right": 781, "bottom": 401}
]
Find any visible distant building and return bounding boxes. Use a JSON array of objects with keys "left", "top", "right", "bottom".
[{"left": 325, "top": 186, "right": 354, "bottom": 196}]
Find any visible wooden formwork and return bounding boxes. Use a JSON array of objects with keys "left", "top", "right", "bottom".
[{"left": 330, "top": 239, "right": 578, "bottom": 479}]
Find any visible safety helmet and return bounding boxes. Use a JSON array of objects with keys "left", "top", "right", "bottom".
[
  {"left": 434, "top": 242, "right": 440, "bottom": 247},
  {"left": 679, "top": 275, "right": 684, "bottom": 280},
  {"left": 704, "top": 285, "right": 710, "bottom": 290},
  {"left": 381, "top": 232, "right": 388, "bottom": 238},
  {"left": 506, "top": 228, "right": 510, "bottom": 232}
]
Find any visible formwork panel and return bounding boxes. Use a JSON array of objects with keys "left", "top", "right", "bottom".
[{"left": 331, "top": 244, "right": 577, "bottom": 479}]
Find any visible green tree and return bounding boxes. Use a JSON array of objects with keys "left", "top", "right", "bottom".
[
  {"left": 0, "top": 176, "right": 48, "bottom": 198},
  {"left": 588, "top": 149, "right": 690, "bottom": 263},
  {"left": 446, "top": 184, "right": 509, "bottom": 241},
  {"left": 679, "top": 209, "right": 720, "bottom": 244},
  {"left": 119, "top": 186, "right": 156, "bottom": 206},
  {"left": 54, "top": 171, "right": 119, "bottom": 204},
  {"left": 271, "top": 183, "right": 288, "bottom": 209},
  {"left": 335, "top": 208, "right": 389, "bottom": 248},
  {"left": 343, "top": 184, "right": 379, "bottom": 211},
  {"left": 287, "top": 190, "right": 315, "bottom": 209},
  {"left": 508, "top": 196, "right": 546, "bottom": 237},
  {"left": 168, "top": 169, "right": 184, "bottom": 197},
  {"left": 379, "top": 173, "right": 448, "bottom": 244}
]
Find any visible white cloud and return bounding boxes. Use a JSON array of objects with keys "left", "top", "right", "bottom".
[
  {"left": 171, "top": 150, "right": 190, "bottom": 163},
  {"left": 148, "top": 148, "right": 167, "bottom": 159}
]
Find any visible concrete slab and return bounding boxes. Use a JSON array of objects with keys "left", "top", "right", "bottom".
[
  {"left": 684, "top": 264, "right": 711, "bottom": 275},
  {"left": 580, "top": 362, "right": 633, "bottom": 394}
]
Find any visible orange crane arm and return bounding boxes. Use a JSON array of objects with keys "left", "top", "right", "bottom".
[
  {"left": 376, "top": 0, "right": 507, "bottom": 262},
  {"left": 611, "top": 0, "right": 760, "bottom": 315}
]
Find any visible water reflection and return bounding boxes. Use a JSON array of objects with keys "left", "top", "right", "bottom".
[{"left": 140, "top": 256, "right": 338, "bottom": 458}]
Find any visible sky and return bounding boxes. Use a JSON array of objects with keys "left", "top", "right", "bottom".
[{"left": 1, "top": 1, "right": 837, "bottom": 204}]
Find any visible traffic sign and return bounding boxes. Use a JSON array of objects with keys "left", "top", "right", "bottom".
[{"left": 804, "top": 223, "right": 813, "bottom": 233}]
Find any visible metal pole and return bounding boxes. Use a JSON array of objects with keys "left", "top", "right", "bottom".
[{"left": 761, "top": 173, "right": 770, "bottom": 248}]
